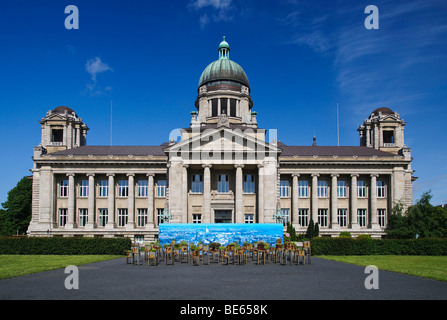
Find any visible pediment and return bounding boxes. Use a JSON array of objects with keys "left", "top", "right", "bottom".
[
  {"left": 164, "top": 126, "right": 281, "bottom": 161},
  {"left": 46, "top": 114, "right": 67, "bottom": 121}
]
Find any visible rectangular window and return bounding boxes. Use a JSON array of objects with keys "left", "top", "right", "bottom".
[
  {"left": 318, "top": 209, "right": 328, "bottom": 227},
  {"left": 378, "top": 209, "right": 386, "bottom": 227},
  {"left": 338, "top": 209, "right": 348, "bottom": 227},
  {"left": 337, "top": 180, "right": 347, "bottom": 198},
  {"left": 358, "top": 209, "right": 367, "bottom": 227},
  {"left": 118, "top": 180, "right": 128, "bottom": 197},
  {"left": 157, "top": 180, "right": 167, "bottom": 197},
  {"left": 377, "top": 180, "right": 386, "bottom": 198},
  {"left": 137, "top": 208, "right": 147, "bottom": 227},
  {"left": 157, "top": 208, "right": 165, "bottom": 225},
  {"left": 98, "top": 209, "right": 108, "bottom": 227},
  {"left": 192, "top": 214, "right": 202, "bottom": 224},
  {"left": 60, "top": 180, "right": 69, "bottom": 197},
  {"left": 317, "top": 180, "right": 328, "bottom": 198},
  {"left": 245, "top": 214, "right": 254, "bottom": 224},
  {"left": 243, "top": 174, "right": 255, "bottom": 193},
  {"left": 79, "top": 208, "right": 88, "bottom": 227},
  {"left": 99, "top": 180, "right": 108, "bottom": 197},
  {"left": 191, "top": 174, "right": 203, "bottom": 193},
  {"left": 118, "top": 209, "right": 128, "bottom": 227},
  {"left": 298, "top": 180, "right": 309, "bottom": 198},
  {"left": 280, "top": 180, "right": 290, "bottom": 197},
  {"left": 280, "top": 209, "right": 290, "bottom": 226},
  {"left": 51, "top": 129, "right": 63, "bottom": 143},
  {"left": 230, "top": 98, "right": 237, "bottom": 117},
  {"left": 357, "top": 180, "right": 366, "bottom": 198},
  {"left": 218, "top": 174, "right": 229, "bottom": 193},
  {"left": 298, "top": 209, "right": 309, "bottom": 227},
  {"left": 138, "top": 180, "right": 148, "bottom": 197},
  {"left": 79, "top": 180, "right": 89, "bottom": 197},
  {"left": 59, "top": 208, "right": 68, "bottom": 227},
  {"left": 211, "top": 98, "right": 218, "bottom": 117},
  {"left": 220, "top": 98, "right": 227, "bottom": 115}
]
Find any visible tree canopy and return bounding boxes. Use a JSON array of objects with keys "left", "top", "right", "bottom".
[
  {"left": 386, "top": 191, "right": 447, "bottom": 239},
  {"left": 0, "top": 176, "right": 33, "bottom": 236}
]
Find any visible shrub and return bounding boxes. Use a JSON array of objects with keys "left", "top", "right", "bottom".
[
  {"left": 338, "top": 231, "right": 352, "bottom": 238},
  {"left": 356, "top": 234, "right": 371, "bottom": 240},
  {"left": 0, "top": 236, "right": 131, "bottom": 255},
  {"left": 311, "top": 237, "right": 447, "bottom": 255}
]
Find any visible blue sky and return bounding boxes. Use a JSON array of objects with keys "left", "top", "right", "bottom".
[{"left": 0, "top": 0, "right": 446, "bottom": 206}]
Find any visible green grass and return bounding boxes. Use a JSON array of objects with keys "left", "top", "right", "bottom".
[
  {"left": 319, "top": 255, "right": 447, "bottom": 282},
  {"left": 0, "top": 255, "right": 122, "bottom": 279}
]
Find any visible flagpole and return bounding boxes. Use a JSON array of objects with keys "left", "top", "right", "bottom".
[
  {"left": 110, "top": 99, "right": 113, "bottom": 146},
  {"left": 337, "top": 102, "right": 339, "bottom": 146}
]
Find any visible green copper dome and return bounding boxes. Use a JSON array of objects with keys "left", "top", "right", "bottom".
[{"left": 198, "top": 37, "right": 249, "bottom": 88}]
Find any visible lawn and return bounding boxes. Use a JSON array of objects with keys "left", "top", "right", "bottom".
[
  {"left": 319, "top": 255, "right": 447, "bottom": 282},
  {"left": 0, "top": 255, "right": 122, "bottom": 279}
]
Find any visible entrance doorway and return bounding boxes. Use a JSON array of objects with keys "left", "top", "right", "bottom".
[{"left": 214, "top": 210, "right": 232, "bottom": 223}]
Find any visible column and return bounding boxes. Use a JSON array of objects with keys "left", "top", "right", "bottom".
[
  {"left": 331, "top": 174, "right": 339, "bottom": 228},
  {"left": 86, "top": 173, "right": 95, "bottom": 229},
  {"left": 203, "top": 164, "right": 212, "bottom": 223},
  {"left": 127, "top": 173, "right": 135, "bottom": 228},
  {"left": 235, "top": 164, "right": 244, "bottom": 223},
  {"left": 106, "top": 174, "right": 115, "bottom": 229},
  {"left": 257, "top": 164, "right": 264, "bottom": 223},
  {"left": 66, "top": 173, "right": 76, "bottom": 228},
  {"left": 311, "top": 174, "right": 319, "bottom": 223},
  {"left": 370, "top": 174, "right": 379, "bottom": 230},
  {"left": 292, "top": 174, "right": 299, "bottom": 225},
  {"left": 366, "top": 127, "right": 371, "bottom": 147},
  {"left": 351, "top": 174, "right": 359, "bottom": 229},
  {"left": 182, "top": 164, "right": 188, "bottom": 223},
  {"left": 147, "top": 173, "right": 154, "bottom": 227}
]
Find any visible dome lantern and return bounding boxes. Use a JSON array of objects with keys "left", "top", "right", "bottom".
[{"left": 218, "top": 36, "right": 230, "bottom": 60}]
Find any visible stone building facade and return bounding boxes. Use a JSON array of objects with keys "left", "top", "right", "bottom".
[{"left": 27, "top": 38, "right": 415, "bottom": 240}]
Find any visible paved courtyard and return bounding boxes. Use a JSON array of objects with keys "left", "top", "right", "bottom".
[{"left": 1, "top": 256, "right": 446, "bottom": 302}]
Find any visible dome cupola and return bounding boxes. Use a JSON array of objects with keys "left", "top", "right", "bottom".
[
  {"left": 194, "top": 37, "right": 255, "bottom": 127},
  {"left": 198, "top": 37, "right": 250, "bottom": 89}
]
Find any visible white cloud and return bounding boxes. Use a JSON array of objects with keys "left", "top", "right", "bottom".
[
  {"left": 190, "top": 0, "right": 232, "bottom": 10},
  {"left": 85, "top": 57, "right": 113, "bottom": 82},
  {"left": 84, "top": 57, "right": 113, "bottom": 96},
  {"left": 282, "top": 1, "right": 447, "bottom": 118},
  {"left": 189, "top": 0, "right": 234, "bottom": 28}
]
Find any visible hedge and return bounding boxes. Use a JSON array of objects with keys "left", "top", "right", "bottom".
[
  {"left": 311, "top": 237, "right": 447, "bottom": 255},
  {"left": 0, "top": 237, "right": 132, "bottom": 255}
]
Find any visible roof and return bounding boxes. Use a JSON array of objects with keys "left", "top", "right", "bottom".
[
  {"left": 199, "top": 59, "right": 249, "bottom": 88},
  {"left": 372, "top": 107, "right": 394, "bottom": 116},
  {"left": 277, "top": 142, "right": 395, "bottom": 157},
  {"left": 46, "top": 145, "right": 167, "bottom": 157},
  {"left": 53, "top": 106, "right": 76, "bottom": 115},
  {"left": 43, "top": 142, "right": 396, "bottom": 158},
  {"left": 198, "top": 38, "right": 249, "bottom": 88}
]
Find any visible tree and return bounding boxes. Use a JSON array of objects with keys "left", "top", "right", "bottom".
[
  {"left": 305, "top": 219, "right": 319, "bottom": 239},
  {"left": 306, "top": 219, "right": 314, "bottom": 239},
  {"left": 314, "top": 222, "right": 319, "bottom": 238},
  {"left": 286, "top": 222, "right": 297, "bottom": 241},
  {"left": 386, "top": 191, "right": 447, "bottom": 239},
  {"left": 0, "top": 176, "right": 33, "bottom": 236}
]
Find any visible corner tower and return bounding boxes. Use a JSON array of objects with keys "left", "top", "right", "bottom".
[
  {"left": 35, "top": 106, "right": 88, "bottom": 156},
  {"left": 194, "top": 37, "right": 256, "bottom": 127},
  {"left": 358, "top": 107, "right": 408, "bottom": 156}
]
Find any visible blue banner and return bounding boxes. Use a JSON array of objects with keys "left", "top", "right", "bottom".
[{"left": 158, "top": 223, "right": 283, "bottom": 247}]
